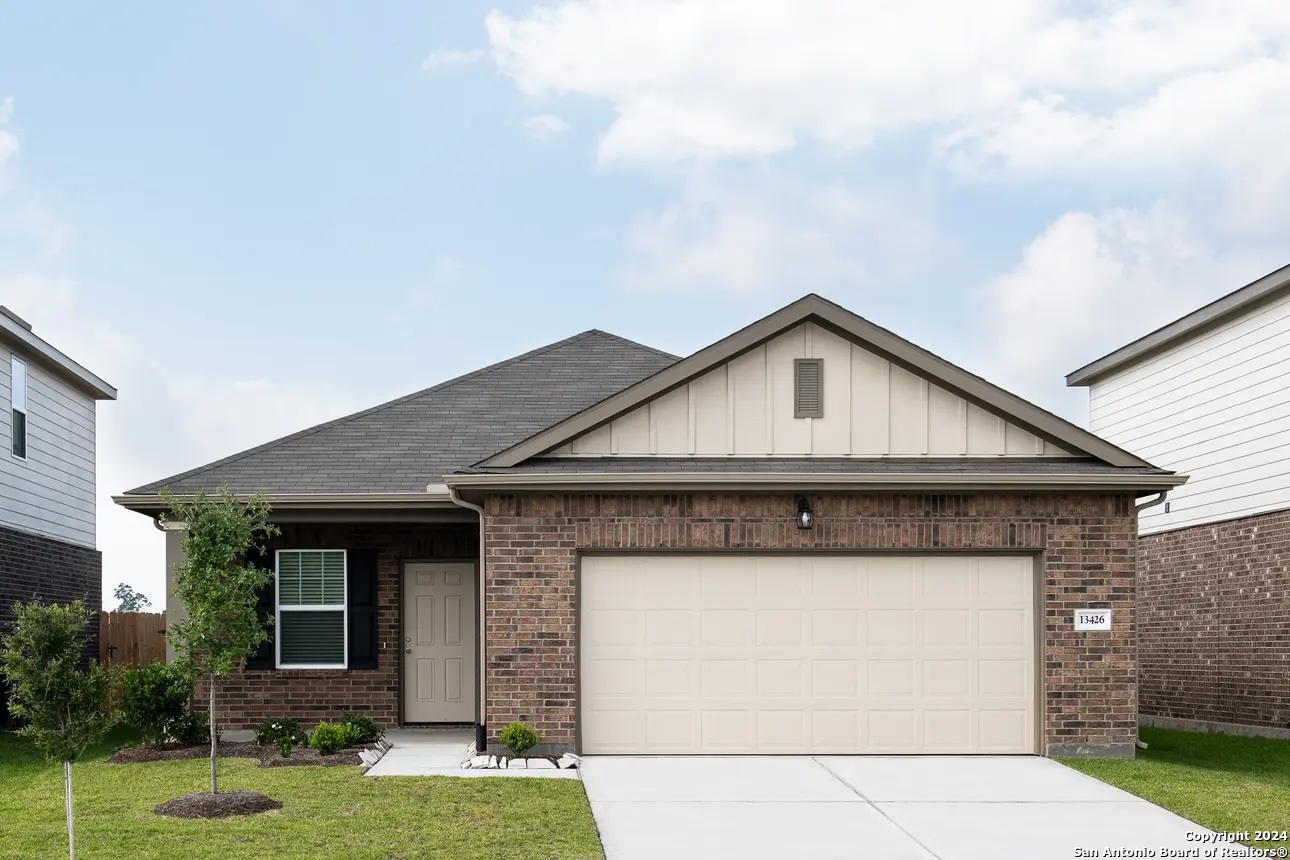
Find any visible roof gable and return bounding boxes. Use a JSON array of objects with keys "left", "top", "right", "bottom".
[
  {"left": 478, "top": 295, "right": 1151, "bottom": 469},
  {"left": 126, "top": 330, "right": 677, "bottom": 496},
  {"left": 547, "top": 321, "right": 1077, "bottom": 459},
  {"left": 1067, "top": 263, "right": 1290, "bottom": 386}
]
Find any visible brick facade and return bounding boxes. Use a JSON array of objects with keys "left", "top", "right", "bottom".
[
  {"left": 1138, "top": 510, "right": 1290, "bottom": 733},
  {"left": 206, "top": 522, "right": 476, "bottom": 730},
  {"left": 0, "top": 524, "right": 102, "bottom": 727},
  {"left": 483, "top": 492, "right": 1140, "bottom": 757}
]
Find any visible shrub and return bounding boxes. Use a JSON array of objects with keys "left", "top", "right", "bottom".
[
  {"left": 309, "top": 721, "right": 361, "bottom": 755},
  {"left": 254, "top": 717, "right": 308, "bottom": 758},
  {"left": 120, "top": 660, "right": 195, "bottom": 748},
  {"left": 499, "top": 721, "right": 541, "bottom": 758},
  {"left": 340, "top": 712, "right": 384, "bottom": 745},
  {"left": 254, "top": 717, "right": 306, "bottom": 746},
  {"left": 170, "top": 711, "right": 219, "bottom": 746}
]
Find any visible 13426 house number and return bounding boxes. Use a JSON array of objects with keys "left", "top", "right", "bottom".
[{"left": 1074, "top": 609, "right": 1113, "bottom": 631}]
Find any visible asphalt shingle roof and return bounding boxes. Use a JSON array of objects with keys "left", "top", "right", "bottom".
[{"left": 127, "top": 331, "right": 678, "bottom": 495}]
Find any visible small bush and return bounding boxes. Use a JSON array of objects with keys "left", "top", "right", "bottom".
[
  {"left": 340, "top": 712, "right": 384, "bottom": 744},
  {"left": 254, "top": 717, "right": 306, "bottom": 746},
  {"left": 120, "top": 660, "right": 194, "bottom": 748},
  {"left": 309, "top": 721, "right": 361, "bottom": 755},
  {"left": 170, "top": 711, "right": 218, "bottom": 746},
  {"left": 499, "top": 721, "right": 541, "bottom": 758},
  {"left": 254, "top": 717, "right": 309, "bottom": 758}
]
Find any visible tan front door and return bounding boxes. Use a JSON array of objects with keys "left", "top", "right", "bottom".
[
  {"left": 403, "top": 562, "right": 476, "bottom": 723},
  {"left": 581, "top": 554, "right": 1037, "bottom": 754}
]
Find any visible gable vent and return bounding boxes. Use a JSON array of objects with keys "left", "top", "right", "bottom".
[{"left": 794, "top": 358, "right": 823, "bottom": 418}]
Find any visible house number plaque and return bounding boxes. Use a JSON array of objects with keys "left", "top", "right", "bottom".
[{"left": 1074, "top": 609, "right": 1112, "bottom": 631}]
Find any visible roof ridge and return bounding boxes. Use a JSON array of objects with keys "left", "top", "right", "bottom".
[
  {"left": 586, "top": 329, "right": 682, "bottom": 361},
  {"left": 125, "top": 329, "right": 619, "bottom": 495}
]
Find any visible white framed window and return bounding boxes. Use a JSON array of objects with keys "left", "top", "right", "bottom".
[
  {"left": 10, "top": 356, "right": 26, "bottom": 460},
  {"left": 275, "top": 549, "right": 347, "bottom": 669}
]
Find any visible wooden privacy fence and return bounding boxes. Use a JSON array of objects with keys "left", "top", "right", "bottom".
[{"left": 99, "top": 611, "right": 167, "bottom": 668}]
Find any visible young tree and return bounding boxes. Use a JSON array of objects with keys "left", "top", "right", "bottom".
[
  {"left": 112, "top": 582, "right": 151, "bottom": 612},
  {"left": 1, "top": 600, "right": 113, "bottom": 860},
  {"left": 161, "top": 487, "right": 278, "bottom": 795}
]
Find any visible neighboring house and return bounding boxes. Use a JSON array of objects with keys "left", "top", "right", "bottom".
[
  {"left": 1069, "top": 263, "right": 1290, "bottom": 739},
  {"left": 117, "top": 295, "right": 1182, "bottom": 758},
  {"left": 0, "top": 307, "right": 118, "bottom": 726}
]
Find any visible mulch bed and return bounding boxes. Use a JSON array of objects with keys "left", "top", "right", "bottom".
[
  {"left": 154, "top": 790, "right": 283, "bottom": 819},
  {"left": 109, "top": 741, "right": 364, "bottom": 768}
]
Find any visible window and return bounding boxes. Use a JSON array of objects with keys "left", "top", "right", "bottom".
[
  {"left": 10, "top": 356, "right": 26, "bottom": 459},
  {"left": 794, "top": 358, "right": 823, "bottom": 418},
  {"left": 276, "top": 550, "right": 347, "bottom": 668}
]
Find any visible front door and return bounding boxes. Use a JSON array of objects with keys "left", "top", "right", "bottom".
[{"left": 402, "top": 562, "right": 476, "bottom": 723}]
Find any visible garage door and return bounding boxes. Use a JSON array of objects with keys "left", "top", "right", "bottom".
[{"left": 580, "top": 554, "right": 1036, "bottom": 754}]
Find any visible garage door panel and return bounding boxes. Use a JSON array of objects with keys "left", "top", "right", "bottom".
[
  {"left": 866, "top": 609, "right": 916, "bottom": 647},
  {"left": 812, "top": 659, "right": 861, "bottom": 697},
  {"left": 923, "top": 659, "right": 971, "bottom": 696},
  {"left": 645, "top": 610, "right": 697, "bottom": 645},
  {"left": 923, "top": 609, "right": 970, "bottom": 647},
  {"left": 581, "top": 554, "right": 1036, "bottom": 754},
  {"left": 701, "top": 610, "right": 755, "bottom": 646},
  {"left": 812, "top": 609, "right": 861, "bottom": 645}
]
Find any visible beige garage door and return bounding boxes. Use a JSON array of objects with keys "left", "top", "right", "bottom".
[{"left": 580, "top": 554, "right": 1036, "bottom": 754}]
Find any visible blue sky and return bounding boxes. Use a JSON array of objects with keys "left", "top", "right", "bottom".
[{"left": 1, "top": 1, "right": 1287, "bottom": 605}]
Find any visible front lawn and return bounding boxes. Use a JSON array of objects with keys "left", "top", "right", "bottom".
[
  {"left": 1061, "top": 727, "right": 1290, "bottom": 840},
  {"left": 0, "top": 729, "right": 604, "bottom": 859}
]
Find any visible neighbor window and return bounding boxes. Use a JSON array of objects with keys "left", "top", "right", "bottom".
[
  {"left": 10, "top": 356, "right": 26, "bottom": 459},
  {"left": 276, "top": 549, "right": 347, "bottom": 668}
]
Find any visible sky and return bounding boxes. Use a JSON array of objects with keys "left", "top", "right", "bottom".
[{"left": 1, "top": 1, "right": 1287, "bottom": 609}]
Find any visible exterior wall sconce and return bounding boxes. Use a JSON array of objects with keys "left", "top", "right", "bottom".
[{"left": 796, "top": 497, "right": 814, "bottom": 530}]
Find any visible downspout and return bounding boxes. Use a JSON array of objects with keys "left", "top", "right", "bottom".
[
  {"left": 1132, "top": 491, "right": 1168, "bottom": 751},
  {"left": 448, "top": 485, "right": 488, "bottom": 753},
  {"left": 1135, "top": 492, "right": 1168, "bottom": 513}
]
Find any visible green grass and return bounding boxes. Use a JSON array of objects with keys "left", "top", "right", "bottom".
[
  {"left": 1061, "top": 727, "right": 1290, "bottom": 839},
  {"left": 0, "top": 729, "right": 604, "bottom": 859}
]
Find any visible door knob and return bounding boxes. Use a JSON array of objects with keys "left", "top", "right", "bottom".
[{"left": 405, "top": 648, "right": 412, "bottom": 654}]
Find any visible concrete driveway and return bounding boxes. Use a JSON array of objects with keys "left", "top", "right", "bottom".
[{"left": 580, "top": 756, "right": 1214, "bottom": 860}]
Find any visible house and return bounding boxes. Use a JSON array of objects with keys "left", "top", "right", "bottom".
[
  {"left": 116, "top": 295, "right": 1182, "bottom": 758},
  {"left": 0, "top": 307, "right": 117, "bottom": 726},
  {"left": 1068, "top": 263, "right": 1290, "bottom": 739}
]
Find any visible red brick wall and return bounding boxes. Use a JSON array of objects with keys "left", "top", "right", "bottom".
[
  {"left": 205, "top": 522, "right": 476, "bottom": 730},
  {"left": 1139, "top": 510, "right": 1290, "bottom": 732},
  {"left": 483, "top": 492, "right": 1139, "bottom": 756}
]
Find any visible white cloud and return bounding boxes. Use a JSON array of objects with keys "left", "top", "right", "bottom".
[
  {"left": 0, "top": 96, "right": 19, "bottom": 167},
  {"left": 940, "top": 57, "right": 1290, "bottom": 222},
  {"left": 621, "top": 175, "right": 937, "bottom": 294},
  {"left": 421, "top": 48, "right": 488, "bottom": 72},
  {"left": 521, "top": 113, "right": 570, "bottom": 141},
  {"left": 972, "top": 206, "right": 1281, "bottom": 419},
  {"left": 484, "top": 0, "right": 1290, "bottom": 180}
]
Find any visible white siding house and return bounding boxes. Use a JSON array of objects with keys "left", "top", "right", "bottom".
[
  {"left": 0, "top": 307, "right": 116, "bottom": 546},
  {"left": 1069, "top": 264, "right": 1290, "bottom": 534}
]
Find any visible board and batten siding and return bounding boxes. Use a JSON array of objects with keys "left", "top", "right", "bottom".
[
  {"left": 0, "top": 350, "right": 97, "bottom": 547},
  {"left": 1088, "top": 288, "right": 1290, "bottom": 534},
  {"left": 552, "top": 322, "right": 1074, "bottom": 458}
]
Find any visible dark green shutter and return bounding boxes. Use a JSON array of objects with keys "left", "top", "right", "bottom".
[
  {"left": 347, "top": 549, "right": 379, "bottom": 670},
  {"left": 245, "top": 545, "right": 276, "bottom": 670}
]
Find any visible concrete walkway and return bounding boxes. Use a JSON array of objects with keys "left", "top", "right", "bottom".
[
  {"left": 581, "top": 756, "right": 1214, "bottom": 860},
  {"left": 365, "top": 729, "right": 578, "bottom": 779}
]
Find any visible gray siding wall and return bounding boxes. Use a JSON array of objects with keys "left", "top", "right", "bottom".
[{"left": 0, "top": 349, "right": 97, "bottom": 547}]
